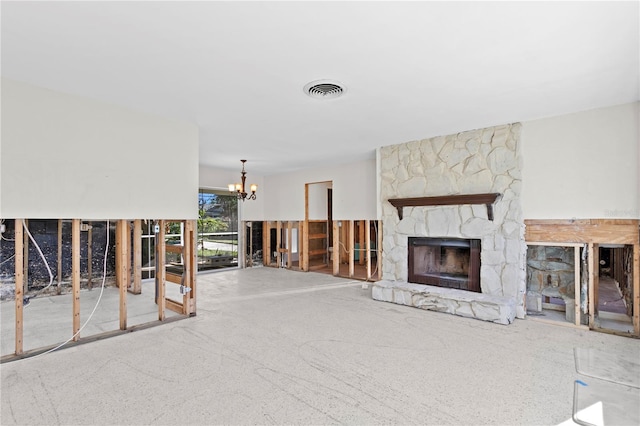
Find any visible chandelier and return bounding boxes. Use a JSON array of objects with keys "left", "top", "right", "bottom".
[{"left": 228, "top": 159, "right": 257, "bottom": 201}]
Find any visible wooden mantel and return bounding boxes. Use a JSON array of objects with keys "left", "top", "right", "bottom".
[{"left": 388, "top": 193, "right": 501, "bottom": 221}]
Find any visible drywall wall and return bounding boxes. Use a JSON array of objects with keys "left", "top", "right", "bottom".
[
  {"left": 1, "top": 79, "right": 199, "bottom": 219},
  {"left": 307, "top": 181, "right": 331, "bottom": 220},
  {"left": 200, "top": 159, "right": 376, "bottom": 221},
  {"left": 521, "top": 102, "right": 639, "bottom": 219},
  {"left": 261, "top": 158, "right": 377, "bottom": 221}
]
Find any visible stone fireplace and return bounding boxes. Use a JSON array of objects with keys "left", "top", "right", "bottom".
[
  {"left": 373, "top": 123, "right": 527, "bottom": 324},
  {"left": 408, "top": 237, "right": 481, "bottom": 292}
]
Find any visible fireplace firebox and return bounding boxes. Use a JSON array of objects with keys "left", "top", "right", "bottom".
[{"left": 408, "top": 237, "right": 481, "bottom": 293}]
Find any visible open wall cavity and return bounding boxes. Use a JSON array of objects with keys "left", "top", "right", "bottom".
[
  {"left": 525, "top": 219, "right": 639, "bottom": 337},
  {"left": 1, "top": 219, "right": 197, "bottom": 362}
]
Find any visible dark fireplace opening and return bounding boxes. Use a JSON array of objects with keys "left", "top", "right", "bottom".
[{"left": 408, "top": 237, "right": 481, "bottom": 292}]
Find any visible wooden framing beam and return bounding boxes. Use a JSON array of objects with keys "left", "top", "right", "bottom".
[
  {"left": 126, "top": 221, "right": 131, "bottom": 288},
  {"left": 276, "top": 221, "right": 282, "bottom": 267},
  {"left": 574, "top": 246, "right": 581, "bottom": 327},
  {"left": 287, "top": 221, "right": 293, "bottom": 269},
  {"left": 588, "top": 243, "right": 596, "bottom": 328},
  {"left": 14, "top": 219, "right": 24, "bottom": 355},
  {"left": 23, "top": 219, "right": 29, "bottom": 292},
  {"left": 131, "top": 219, "right": 142, "bottom": 294},
  {"left": 525, "top": 219, "right": 639, "bottom": 244},
  {"left": 339, "top": 222, "right": 348, "bottom": 264},
  {"left": 87, "top": 222, "right": 93, "bottom": 291},
  {"left": 57, "top": 219, "right": 62, "bottom": 293},
  {"left": 116, "top": 220, "right": 128, "bottom": 329},
  {"left": 332, "top": 221, "right": 339, "bottom": 276},
  {"left": 593, "top": 244, "right": 600, "bottom": 327},
  {"left": 634, "top": 243, "right": 640, "bottom": 336},
  {"left": 72, "top": 219, "right": 81, "bottom": 341},
  {"left": 185, "top": 220, "right": 197, "bottom": 315},
  {"left": 247, "top": 221, "right": 253, "bottom": 267},
  {"left": 165, "top": 298, "right": 183, "bottom": 315},
  {"left": 302, "top": 184, "right": 310, "bottom": 272},
  {"left": 348, "top": 220, "right": 355, "bottom": 278},
  {"left": 366, "top": 220, "right": 372, "bottom": 280},
  {"left": 377, "top": 220, "right": 383, "bottom": 281},
  {"left": 262, "top": 221, "right": 269, "bottom": 267},
  {"left": 157, "top": 220, "right": 166, "bottom": 321},
  {"left": 358, "top": 221, "right": 365, "bottom": 265}
]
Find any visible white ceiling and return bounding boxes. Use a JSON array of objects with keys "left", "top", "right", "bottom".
[{"left": 2, "top": 1, "right": 638, "bottom": 176}]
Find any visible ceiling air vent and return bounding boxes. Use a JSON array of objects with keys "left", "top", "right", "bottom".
[{"left": 304, "top": 80, "right": 346, "bottom": 99}]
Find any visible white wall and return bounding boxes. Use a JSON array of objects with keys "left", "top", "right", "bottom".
[
  {"left": 521, "top": 102, "right": 639, "bottom": 219},
  {"left": 307, "top": 181, "right": 331, "bottom": 220},
  {"left": 1, "top": 79, "right": 199, "bottom": 219},
  {"left": 261, "top": 158, "right": 377, "bottom": 220}
]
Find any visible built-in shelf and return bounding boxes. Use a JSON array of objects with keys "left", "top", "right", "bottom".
[{"left": 388, "top": 193, "right": 501, "bottom": 221}]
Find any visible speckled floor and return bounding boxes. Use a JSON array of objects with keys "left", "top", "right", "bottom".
[{"left": 2, "top": 267, "right": 639, "bottom": 425}]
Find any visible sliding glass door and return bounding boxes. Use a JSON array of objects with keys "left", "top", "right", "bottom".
[{"left": 197, "top": 189, "right": 239, "bottom": 272}]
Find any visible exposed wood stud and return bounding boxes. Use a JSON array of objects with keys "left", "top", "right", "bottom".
[
  {"left": 358, "top": 221, "right": 365, "bottom": 265},
  {"left": 157, "top": 220, "right": 166, "bottom": 321},
  {"left": 116, "top": 220, "right": 128, "bottom": 330},
  {"left": 262, "top": 221, "right": 269, "bottom": 267},
  {"left": 248, "top": 221, "right": 253, "bottom": 267},
  {"left": 187, "top": 220, "right": 197, "bottom": 316},
  {"left": 116, "top": 220, "right": 122, "bottom": 289},
  {"left": 377, "top": 220, "right": 383, "bottom": 281},
  {"left": 339, "top": 222, "right": 348, "bottom": 264},
  {"left": 593, "top": 244, "right": 600, "bottom": 327},
  {"left": 126, "top": 221, "right": 131, "bottom": 290},
  {"left": 72, "top": 219, "right": 81, "bottom": 340},
  {"left": 14, "top": 219, "right": 24, "bottom": 355},
  {"left": 574, "top": 247, "right": 581, "bottom": 327},
  {"left": 276, "top": 221, "right": 282, "bottom": 267},
  {"left": 87, "top": 222, "right": 93, "bottom": 290},
  {"left": 131, "top": 219, "right": 142, "bottom": 294},
  {"left": 287, "top": 221, "right": 293, "bottom": 269},
  {"left": 23, "top": 219, "right": 29, "bottom": 293},
  {"left": 633, "top": 244, "right": 639, "bottom": 336},
  {"left": 348, "top": 220, "right": 355, "bottom": 277},
  {"left": 366, "top": 220, "right": 372, "bottom": 280},
  {"left": 57, "top": 219, "right": 63, "bottom": 293},
  {"left": 298, "top": 221, "right": 303, "bottom": 270},
  {"left": 333, "top": 221, "right": 339, "bottom": 276},
  {"left": 303, "top": 184, "right": 310, "bottom": 271},
  {"left": 588, "top": 243, "right": 596, "bottom": 329}
]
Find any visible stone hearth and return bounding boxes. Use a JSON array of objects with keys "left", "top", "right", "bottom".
[
  {"left": 372, "top": 281, "right": 516, "bottom": 324},
  {"left": 375, "top": 123, "right": 527, "bottom": 323}
]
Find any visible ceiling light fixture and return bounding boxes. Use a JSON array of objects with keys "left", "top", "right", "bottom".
[
  {"left": 228, "top": 160, "right": 257, "bottom": 201},
  {"left": 304, "top": 79, "right": 346, "bottom": 99}
]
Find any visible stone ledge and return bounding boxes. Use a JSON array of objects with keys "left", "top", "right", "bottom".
[{"left": 372, "top": 280, "right": 516, "bottom": 325}]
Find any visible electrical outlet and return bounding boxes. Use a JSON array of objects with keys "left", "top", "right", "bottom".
[{"left": 0, "top": 224, "right": 5, "bottom": 234}]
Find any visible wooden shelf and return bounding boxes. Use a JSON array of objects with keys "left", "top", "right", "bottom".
[
  {"left": 306, "top": 220, "right": 328, "bottom": 269},
  {"left": 308, "top": 233, "right": 327, "bottom": 239},
  {"left": 309, "top": 249, "right": 327, "bottom": 256},
  {"left": 388, "top": 193, "right": 501, "bottom": 221}
]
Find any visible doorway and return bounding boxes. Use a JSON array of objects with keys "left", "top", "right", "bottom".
[
  {"left": 302, "top": 181, "right": 332, "bottom": 271},
  {"left": 596, "top": 245, "right": 634, "bottom": 333}
]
